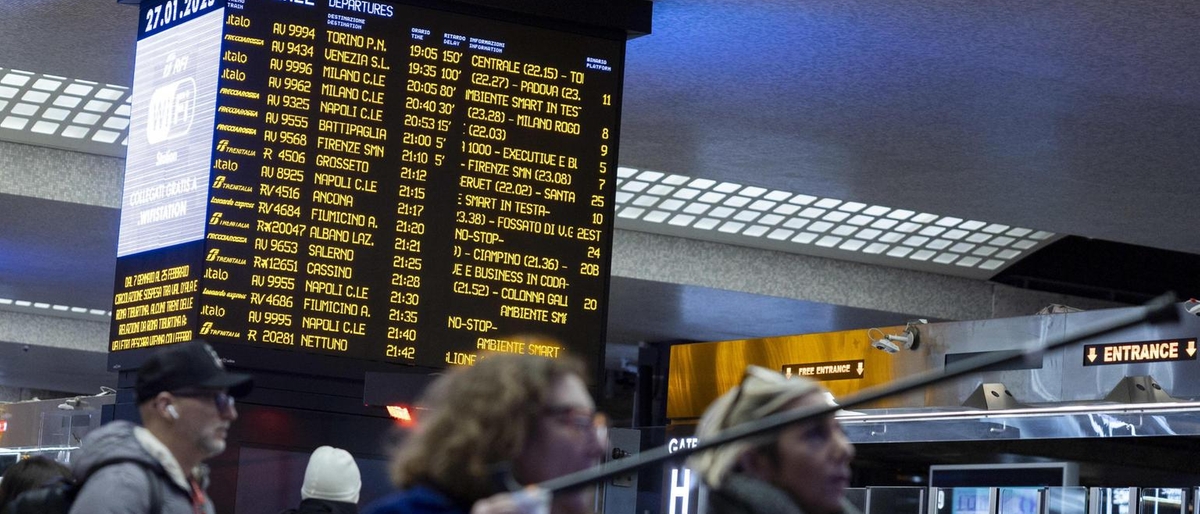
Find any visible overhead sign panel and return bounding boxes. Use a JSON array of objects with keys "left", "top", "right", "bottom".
[
  {"left": 782, "top": 359, "right": 866, "bottom": 381},
  {"left": 110, "top": 0, "right": 625, "bottom": 371},
  {"left": 1082, "top": 339, "right": 1197, "bottom": 366}
]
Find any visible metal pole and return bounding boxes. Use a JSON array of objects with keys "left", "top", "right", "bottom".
[{"left": 537, "top": 293, "right": 1179, "bottom": 494}]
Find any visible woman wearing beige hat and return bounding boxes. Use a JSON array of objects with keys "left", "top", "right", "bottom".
[{"left": 687, "top": 366, "right": 858, "bottom": 514}]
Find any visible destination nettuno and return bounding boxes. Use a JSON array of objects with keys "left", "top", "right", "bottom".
[
  {"left": 300, "top": 334, "right": 349, "bottom": 351},
  {"left": 317, "top": 118, "right": 386, "bottom": 139}
]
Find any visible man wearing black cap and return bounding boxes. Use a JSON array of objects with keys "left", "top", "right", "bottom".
[{"left": 69, "top": 340, "right": 253, "bottom": 514}]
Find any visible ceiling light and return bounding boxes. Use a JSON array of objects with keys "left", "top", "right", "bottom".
[
  {"left": 0, "top": 74, "right": 30, "bottom": 87},
  {"left": 718, "top": 221, "right": 744, "bottom": 233},
  {"left": 816, "top": 235, "right": 842, "bottom": 248},
  {"left": 63, "top": 84, "right": 93, "bottom": 96},
  {"left": 621, "top": 166, "right": 1063, "bottom": 277},
  {"left": 768, "top": 229, "right": 794, "bottom": 240},
  {"left": 31, "top": 121, "right": 59, "bottom": 134},
  {"left": 838, "top": 239, "right": 865, "bottom": 251},
  {"left": 957, "top": 256, "right": 983, "bottom": 267},
  {"left": 668, "top": 214, "right": 695, "bottom": 226},
  {"left": 643, "top": 210, "right": 669, "bottom": 223},
  {"left": 1, "top": 116, "right": 29, "bottom": 130},
  {"left": 744, "top": 226, "right": 769, "bottom": 237}
]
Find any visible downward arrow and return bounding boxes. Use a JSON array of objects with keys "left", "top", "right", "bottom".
[
  {"left": 1087, "top": 347, "right": 1097, "bottom": 363},
  {"left": 1188, "top": 340, "right": 1196, "bottom": 357},
  {"left": 856, "top": 362, "right": 864, "bottom": 376}
]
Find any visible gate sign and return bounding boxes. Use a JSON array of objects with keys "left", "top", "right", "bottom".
[
  {"left": 1083, "top": 339, "right": 1197, "bottom": 366},
  {"left": 782, "top": 359, "right": 865, "bottom": 381}
]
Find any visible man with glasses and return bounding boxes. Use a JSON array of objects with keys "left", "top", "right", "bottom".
[
  {"left": 364, "top": 352, "right": 606, "bottom": 514},
  {"left": 688, "top": 366, "right": 858, "bottom": 514},
  {"left": 70, "top": 340, "right": 253, "bottom": 514}
]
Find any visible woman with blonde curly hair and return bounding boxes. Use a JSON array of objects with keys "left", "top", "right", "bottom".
[{"left": 364, "top": 353, "right": 606, "bottom": 514}]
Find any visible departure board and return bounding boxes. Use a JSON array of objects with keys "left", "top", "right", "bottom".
[{"left": 110, "top": 0, "right": 624, "bottom": 370}]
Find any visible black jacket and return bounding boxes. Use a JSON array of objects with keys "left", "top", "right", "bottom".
[
  {"left": 280, "top": 498, "right": 359, "bottom": 514},
  {"left": 705, "top": 475, "right": 861, "bottom": 514}
]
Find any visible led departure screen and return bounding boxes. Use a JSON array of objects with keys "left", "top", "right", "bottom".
[{"left": 110, "top": 0, "right": 624, "bottom": 369}]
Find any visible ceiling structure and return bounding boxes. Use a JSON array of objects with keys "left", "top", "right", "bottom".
[{"left": 3, "top": 0, "right": 1200, "bottom": 392}]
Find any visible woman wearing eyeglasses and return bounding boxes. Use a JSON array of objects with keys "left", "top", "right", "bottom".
[
  {"left": 364, "top": 353, "right": 607, "bottom": 514},
  {"left": 688, "top": 366, "right": 858, "bottom": 514}
]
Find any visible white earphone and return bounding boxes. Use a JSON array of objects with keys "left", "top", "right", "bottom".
[{"left": 166, "top": 404, "right": 180, "bottom": 419}]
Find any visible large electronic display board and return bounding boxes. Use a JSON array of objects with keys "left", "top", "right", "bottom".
[{"left": 110, "top": 0, "right": 624, "bottom": 370}]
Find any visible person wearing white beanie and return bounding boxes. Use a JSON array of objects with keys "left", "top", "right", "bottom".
[{"left": 280, "top": 446, "right": 362, "bottom": 514}]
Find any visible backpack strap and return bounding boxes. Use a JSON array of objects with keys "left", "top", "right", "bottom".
[
  {"left": 79, "top": 457, "right": 167, "bottom": 513},
  {"left": 79, "top": 457, "right": 163, "bottom": 483},
  {"left": 141, "top": 464, "right": 163, "bottom": 514}
]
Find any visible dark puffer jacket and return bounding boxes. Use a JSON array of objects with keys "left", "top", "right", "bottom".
[
  {"left": 705, "top": 475, "right": 861, "bottom": 514},
  {"left": 280, "top": 498, "right": 359, "bottom": 514}
]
